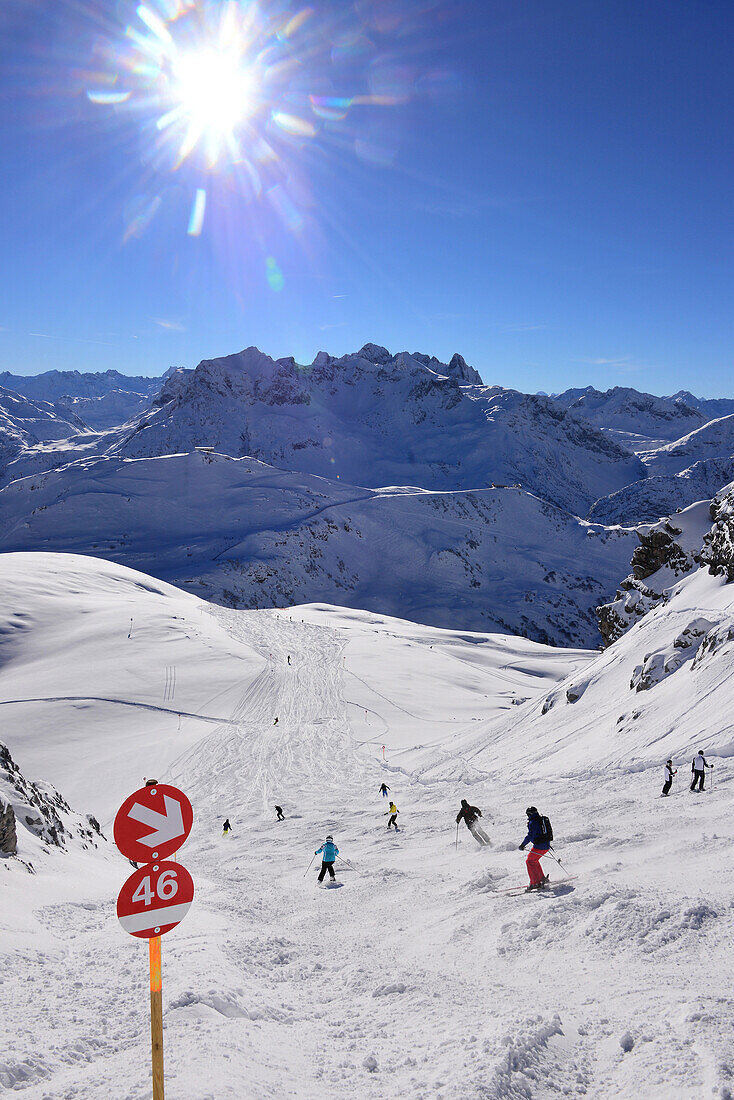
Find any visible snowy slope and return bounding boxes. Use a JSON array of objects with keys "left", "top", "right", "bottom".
[
  {"left": 1, "top": 553, "right": 733, "bottom": 1099},
  {"left": 455, "top": 562, "right": 734, "bottom": 777},
  {"left": 0, "top": 451, "right": 641, "bottom": 645},
  {"left": 0, "top": 553, "right": 264, "bottom": 816},
  {"left": 641, "top": 413, "right": 734, "bottom": 477},
  {"left": 108, "top": 345, "right": 643, "bottom": 516}
]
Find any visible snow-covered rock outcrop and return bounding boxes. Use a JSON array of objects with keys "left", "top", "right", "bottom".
[
  {"left": 700, "top": 480, "right": 734, "bottom": 582},
  {"left": 595, "top": 500, "right": 712, "bottom": 645},
  {"left": 0, "top": 741, "right": 104, "bottom": 866}
]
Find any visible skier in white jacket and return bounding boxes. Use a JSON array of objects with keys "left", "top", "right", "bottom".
[
  {"left": 662, "top": 760, "right": 677, "bottom": 796},
  {"left": 690, "top": 750, "right": 713, "bottom": 792}
]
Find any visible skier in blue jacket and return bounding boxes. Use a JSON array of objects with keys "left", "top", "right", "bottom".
[{"left": 315, "top": 835, "right": 339, "bottom": 882}]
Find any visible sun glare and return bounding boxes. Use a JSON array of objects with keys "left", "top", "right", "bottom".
[{"left": 171, "top": 48, "right": 255, "bottom": 140}]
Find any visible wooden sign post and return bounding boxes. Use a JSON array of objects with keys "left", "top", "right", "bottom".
[{"left": 149, "top": 935, "right": 164, "bottom": 1100}]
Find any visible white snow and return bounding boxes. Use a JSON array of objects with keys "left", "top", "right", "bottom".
[{"left": 1, "top": 552, "right": 733, "bottom": 1099}]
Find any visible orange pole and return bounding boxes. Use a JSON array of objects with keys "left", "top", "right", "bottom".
[{"left": 149, "top": 935, "right": 164, "bottom": 1100}]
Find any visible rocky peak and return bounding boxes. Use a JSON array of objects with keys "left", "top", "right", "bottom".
[
  {"left": 447, "top": 353, "right": 483, "bottom": 385},
  {"left": 357, "top": 343, "right": 392, "bottom": 365}
]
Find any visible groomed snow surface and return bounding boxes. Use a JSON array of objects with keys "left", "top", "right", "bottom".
[{"left": 1, "top": 554, "right": 733, "bottom": 1099}]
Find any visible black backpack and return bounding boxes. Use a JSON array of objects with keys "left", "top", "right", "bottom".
[{"left": 539, "top": 815, "right": 553, "bottom": 842}]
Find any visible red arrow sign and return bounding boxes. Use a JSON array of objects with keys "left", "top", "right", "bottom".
[
  {"left": 114, "top": 784, "right": 193, "bottom": 863},
  {"left": 117, "top": 860, "right": 194, "bottom": 939}
]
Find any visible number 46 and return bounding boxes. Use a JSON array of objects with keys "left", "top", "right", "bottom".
[{"left": 132, "top": 870, "right": 178, "bottom": 907}]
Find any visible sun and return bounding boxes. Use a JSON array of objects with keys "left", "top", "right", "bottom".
[
  {"left": 171, "top": 47, "right": 255, "bottom": 141},
  {"left": 157, "top": 43, "right": 258, "bottom": 168}
]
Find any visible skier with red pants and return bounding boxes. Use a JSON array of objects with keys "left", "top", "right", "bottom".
[{"left": 518, "top": 806, "right": 552, "bottom": 891}]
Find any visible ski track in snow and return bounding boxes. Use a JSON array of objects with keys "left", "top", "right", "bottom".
[{"left": 2, "top": 606, "right": 734, "bottom": 1099}]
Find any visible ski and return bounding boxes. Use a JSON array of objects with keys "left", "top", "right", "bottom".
[{"left": 493, "top": 876, "right": 578, "bottom": 897}]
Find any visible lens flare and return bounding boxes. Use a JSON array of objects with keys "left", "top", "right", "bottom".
[{"left": 81, "top": 0, "right": 452, "bottom": 242}]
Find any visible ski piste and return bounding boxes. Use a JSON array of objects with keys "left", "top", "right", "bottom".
[{"left": 494, "top": 876, "right": 579, "bottom": 897}]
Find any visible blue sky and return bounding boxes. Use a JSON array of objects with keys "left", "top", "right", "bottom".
[{"left": 0, "top": 0, "right": 732, "bottom": 395}]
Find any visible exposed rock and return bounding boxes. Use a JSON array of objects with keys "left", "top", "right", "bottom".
[
  {"left": 700, "top": 483, "right": 734, "bottom": 582},
  {"left": 0, "top": 741, "right": 106, "bottom": 854},
  {"left": 596, "top": 501, "right": 711, "bottom": 646},
  {"left": 0, "top": 794, "right": 17, "bottom": 855}
]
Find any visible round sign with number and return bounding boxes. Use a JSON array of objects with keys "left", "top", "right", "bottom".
[{"left": 117, "top": 860, "right": 194, "bottom": 939}]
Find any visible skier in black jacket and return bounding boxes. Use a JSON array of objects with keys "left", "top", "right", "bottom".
[{"left": 456, "top": 799, "right": 490, "bottom": 845}]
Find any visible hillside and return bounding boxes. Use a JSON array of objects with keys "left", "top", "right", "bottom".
[
  {"left": 0, "top": 553, "right": 732, "bottom": 1098},
  {"left": 0, "top": 451, "right": 641, "bottom": 646},
  {"left": 587, "top": 456, "right": 734, "bottom": 524},
  {"left": 641, "top": 413, "right": 734, "bottom": 477}
]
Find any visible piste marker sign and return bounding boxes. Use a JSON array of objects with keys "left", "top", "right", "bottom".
[
  {"left": 117, "top": 860, "right": 194, "bottom": 939},
  {"left": 114, "top": 783, "right": 193, "bottom": 863}
]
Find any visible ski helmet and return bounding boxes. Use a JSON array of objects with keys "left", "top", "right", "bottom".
[
  {"left": 525, "top": 806, "right": 538, "bottom": 816},
  {"left": 697, "top": 749, "right": 704, "bottom": 756},
  {"left": 326, "top": 834, "right": 333, "bottom": 841}
]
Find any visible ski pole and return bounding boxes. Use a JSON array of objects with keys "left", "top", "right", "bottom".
[
  {"left": 303, "top": 854, "right": 316, "bottom": 878},
  {"left": 547, "top": 846, "right": 573, "bottom": 872},
  {"left": 455, "top": 821, "right": 459, "bottom": 851},
  {"left": 337, "top": 855, "right": 354, "bottom": 869}
]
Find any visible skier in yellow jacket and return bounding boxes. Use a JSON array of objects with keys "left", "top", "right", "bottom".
[{"left": 385, "top": 801, "right": 399, "bottom": 831}]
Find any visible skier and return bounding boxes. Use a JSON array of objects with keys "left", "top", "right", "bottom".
[
  {"left": 662, "top": 759, "right": 677, "bottom": 796},
  {"left": 519, "top": 806, "right": 552, "bottom": 891},
  {"left": 275, "top": 805, "right": 285, "bottom": 821},
  {"left": 222, "top": 818, "right": 231, "bottom": 836},
  {"left": 690, "top": 750, "right": 713, "bottom": 792},
  {"left": 455, "top": 799, "right": 490, "bottom": 845},
  {"left": 379, "top": 782, "right": 390, "bottom": 798},
  {"left": 273, "top": 716, "right": 279, "bottom": 726},
  {"left": 315, "top": 834, "right": 338, "bottom": 882},
  {"left": 287, "top": 655, "right": 291, "bottom": 666},
  {"left": 385, "top": 801, "right": 399, "bottom": 831}
]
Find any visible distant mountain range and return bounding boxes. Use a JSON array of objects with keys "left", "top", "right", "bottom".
[{"left": 1, "top": 345, "right": 734, "bottom": 643}]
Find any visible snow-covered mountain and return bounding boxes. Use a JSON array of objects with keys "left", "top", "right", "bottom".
[
  {"left": 666, "top": 389, "right": 734, "bottom": 421},
  {"left": 0, "top": 451, "right": 641, "bottom": 646},
  {"left": 0, "top": 385, "right": 88, "bottom": 483},
  {"left": 0, "top": 368, "right": 167, "bottom": 431},
  {"left": 551, "top": 385, "right": 706, "bottom": 444},
  {"left": 0, "top": 385, "right": 86, "bottom": 442},
  {"left": 0, "top": 367, "right": 162, "bottom": 404},
  {"left": 107, "top": 345, "right": 643, "bottom": 517}
]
